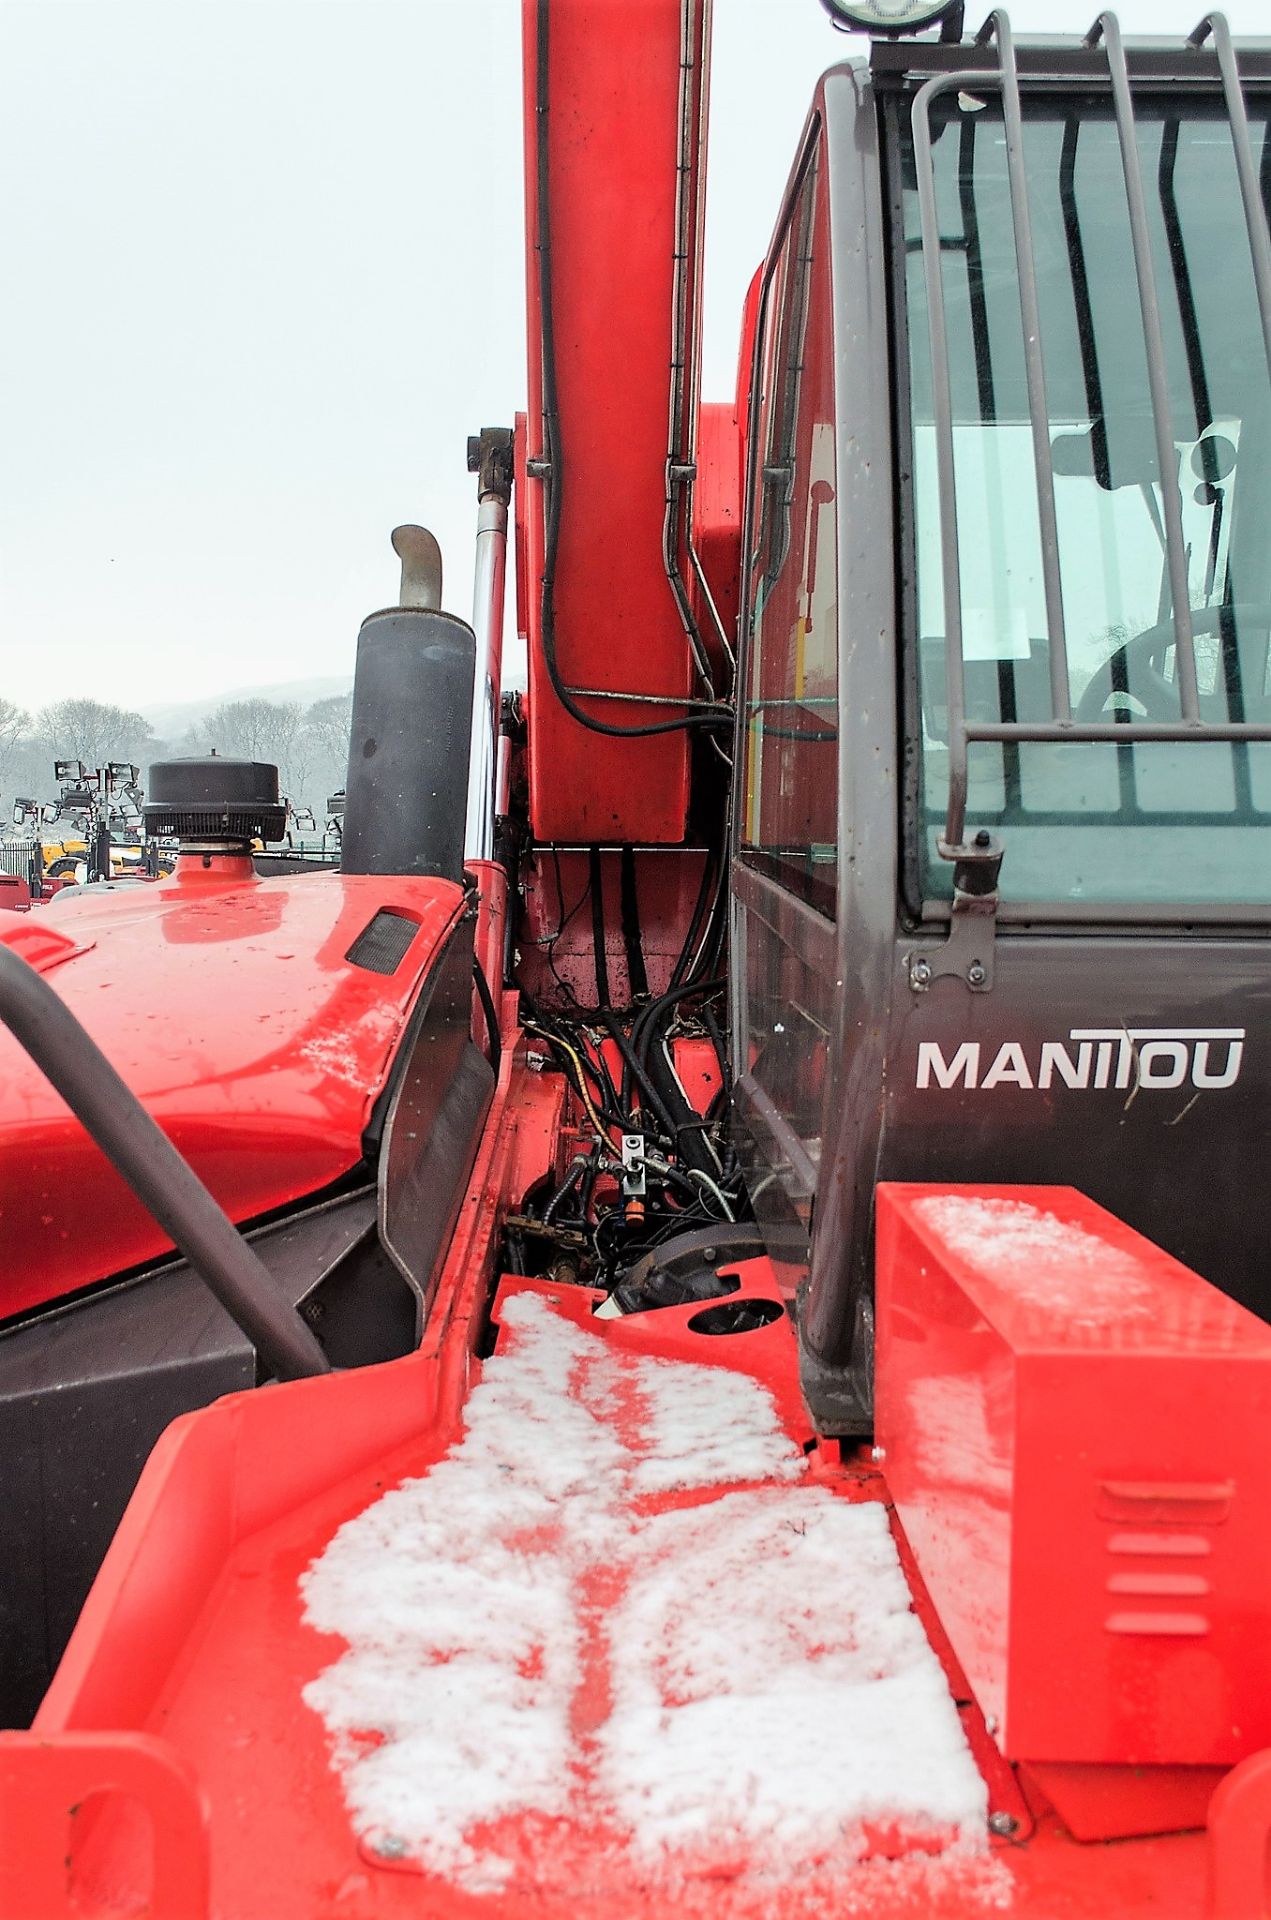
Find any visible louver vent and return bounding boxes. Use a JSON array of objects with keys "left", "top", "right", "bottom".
[{"left": 344, "top": 909, "right": 419, "bottom": 975}]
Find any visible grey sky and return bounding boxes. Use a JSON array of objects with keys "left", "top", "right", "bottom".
[{"left": 2, "top": 0, "right": 1267, "bottom": 719}]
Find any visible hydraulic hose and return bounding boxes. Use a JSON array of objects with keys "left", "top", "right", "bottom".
[
  {"left": 0, "top": 944, "right": 331, "bottom": 1381},
  {"left": 599, "top": 1006, "right": 679, "bottom": 1144},
  {"left": 644, "top": 1024, "right": 718, "bottom": 1181}
]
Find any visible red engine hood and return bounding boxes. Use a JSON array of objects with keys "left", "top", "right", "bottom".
[{"left": 0, "top": 866, "right": 467, "bottom": 1318}]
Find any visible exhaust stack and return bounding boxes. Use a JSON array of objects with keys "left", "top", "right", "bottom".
[
  {"left": 391, "top": 523, "right": 444, "bottom": 611},
  {"left": 340, "top": 528, "right": 476, "bottom": 883}
]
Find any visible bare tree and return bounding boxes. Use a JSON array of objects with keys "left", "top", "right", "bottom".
[
  {"left": 0, "top": 699, "right": 29, "bottom": 788},
  {"left": 298, "top": 693, "right": 355, "bottom": 813},
  {"left": 37, "top": 699, "right": 154, "bottom": 769},
  {"left": 304, "top": 693, "right": 354, "bottom": 768},
  {"left": 286, "top": 727, "right": 316, "bottom": 806},
  {"left": 200, "top": 699, "right": 303, "bottom": 784}
]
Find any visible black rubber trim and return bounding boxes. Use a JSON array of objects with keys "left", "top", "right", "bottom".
[{"left": 473, "top": 956, "right": 502, "bottom": 1077}]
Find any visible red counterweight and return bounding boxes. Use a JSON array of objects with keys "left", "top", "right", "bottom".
[{"left": 875, "top": 1183, "right": 1271, "bottom": 1842}]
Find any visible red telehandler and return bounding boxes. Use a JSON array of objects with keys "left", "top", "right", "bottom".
[{"left": 3, "top": 0, "right": 1271, "bottom": 1912}]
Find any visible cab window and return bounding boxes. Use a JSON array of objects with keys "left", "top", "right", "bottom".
[
  {"left": 901, "top": 95, "right": 1271, "bottom": 908},
  {"left": 741, "top": 138, "right": 838, "bottom": 920}
]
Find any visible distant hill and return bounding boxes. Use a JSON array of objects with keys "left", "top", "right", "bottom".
[{"left": 141, "top": 674, "right": 353, "bottom": 743}]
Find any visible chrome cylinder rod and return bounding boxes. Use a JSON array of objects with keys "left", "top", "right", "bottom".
[{"left": 464, "top": 431, "right": 514, "bottom": 862}]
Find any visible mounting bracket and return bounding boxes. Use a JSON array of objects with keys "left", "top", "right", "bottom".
[{"left": 908, "top": 831, "right": 1002, "bottom": 994}]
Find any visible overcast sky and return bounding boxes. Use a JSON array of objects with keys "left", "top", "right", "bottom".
[{"left": 2, "top": 0, "right": 1267, "bottom": 721}]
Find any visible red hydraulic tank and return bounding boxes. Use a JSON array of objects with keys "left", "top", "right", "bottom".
[
  {"left": 875, "top": 1183, "right": 1271, "bottom": 1833},
  {"left": 519, "top": 0, "right": 705, "bottom": 844}
]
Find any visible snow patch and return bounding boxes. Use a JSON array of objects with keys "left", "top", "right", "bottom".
[
  {"left": 302, "top": 1298, "right": 618, "bottom": 1887},
  {"left": 630, "top": 1358, "right": 806, "bottom": 1495},
  {"left": 297, "top": 1030, "right": 372, "bottom": 1091},
  {"left": 301, "top": 1291, "right": 987, "bottom": 1898},
  {"left": 914, "top": 1194, "right": 1157, "bottom": 1322},
  {"left": 599, "top": 1491, "right": 985, "bottom": 1873},
  {"left": 297, "top": 1002, "right": 403, "bottom": 1092}
]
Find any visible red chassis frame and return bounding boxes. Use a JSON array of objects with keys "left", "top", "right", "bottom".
[{"left": 3, "top": 1033, "right": 1268, "bottom": 1917}]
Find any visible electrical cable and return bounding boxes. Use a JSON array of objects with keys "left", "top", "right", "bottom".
[
  {"left": 542, "top": 846, "right": 592, "bottom": 1006},
  {"left": 668, "top": 850, "right": 716, "bottom": 992},
  {"left": 701, "top": 1000, "right": 729, "bottom": 1098},
  {"left": 521, "top": 986, "right": 632, "bottom": 1129},
  {"left": 660, "top": 1031, "right": 723, "bottom": 1173},
  {"left": 524, "top": 1019, "right": 613, "bottom": 1140},
  {"left": 688, "top": 1167, "right": 736, "bottom": 1221},
  {"left": 693, "top": 825, "right": 732, "bottom": 984},
  {"left": 632, "top": 975, "right": 726, "bottom": 1070},
  {"left": 675, "top": 833, "right": 731, "bottom": 992},
  {"left": 587, "top": 1031, "right": 629, "bottom": 1129}
]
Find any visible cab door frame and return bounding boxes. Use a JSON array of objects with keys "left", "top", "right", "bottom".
[{"left": 729, "top": 65, "right": 901, "bottom": 1431}]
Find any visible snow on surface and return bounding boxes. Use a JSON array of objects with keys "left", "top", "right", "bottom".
[
  {"left": 297, "top": 1000, "right": 403, "bottom": 1092},
  {"left": 914, "top": 1194, "right": 1158, "bottom": 1323},
  {"left": 628, "top": 1358, "right": 806, "bottom": 1495},
  {"left": 301, "top": 1291, "right": 988, "bottom": 1900},
  {"left": 297, "top": 1029, "right": 372, "bottom": 1090},
  {"left": 599, "top": 1492, "right": 984, "bottom": 1873}
]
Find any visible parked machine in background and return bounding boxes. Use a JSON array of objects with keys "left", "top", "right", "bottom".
[
  {"left": 6, "top": 762, "right": 175, "bottom": 896},
  {"left": 1, "top": 2, "right": 1271, "bottom": 1914}
]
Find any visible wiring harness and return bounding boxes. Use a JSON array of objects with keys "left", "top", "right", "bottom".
[{"left": 511, "top": 975, "right": 744, "bottom": 1301}]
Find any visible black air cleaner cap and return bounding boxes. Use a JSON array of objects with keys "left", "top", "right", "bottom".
[{"left": 143, "top": 757, "right": 287, "bottom": 844}]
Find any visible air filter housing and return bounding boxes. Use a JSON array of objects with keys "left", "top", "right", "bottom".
[{"left": 143, "top": 758, "right": 287, "bottom": 846}]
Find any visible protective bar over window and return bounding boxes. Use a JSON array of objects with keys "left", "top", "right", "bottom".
[{"left": 908, "top": 9, "right": 1271, "bottom": 864}]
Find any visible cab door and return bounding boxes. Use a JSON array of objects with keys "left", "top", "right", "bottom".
[{"left": 731, "top": 125, "right": 840, "bottom": 1283}]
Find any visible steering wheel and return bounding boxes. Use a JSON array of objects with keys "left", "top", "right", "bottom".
[{"left": 1075, "top": 604, "right": 1271, "bottom": 725}]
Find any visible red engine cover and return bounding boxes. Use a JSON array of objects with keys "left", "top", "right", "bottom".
[{"left": 0, "top": 866, "right": 465, "bottom": 1319}]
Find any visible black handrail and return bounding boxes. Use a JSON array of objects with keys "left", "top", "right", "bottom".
[{"left": 0, "top": 943, "right": 330, "bottom": 1381}]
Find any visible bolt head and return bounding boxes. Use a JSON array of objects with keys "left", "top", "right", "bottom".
[
  {"left": 870, "top": 1444, "right": 886, "bottom": 1465},
  {"left": 967, "top": 961, "right": 987, "bottom": 986},
  {"left": 912, "top": 958, "right": 932, "bottom": 983},
  {"left": 988, "top": 1811, "right": 1018, "bottom": 1837},
  {"left": 371, "top": 1834, "right": 409, "bottom": 1861}
]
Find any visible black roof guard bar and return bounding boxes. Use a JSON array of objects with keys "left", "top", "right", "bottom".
[{"left": 909, "top": 8, "right": 1271, "bottom": 866}]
